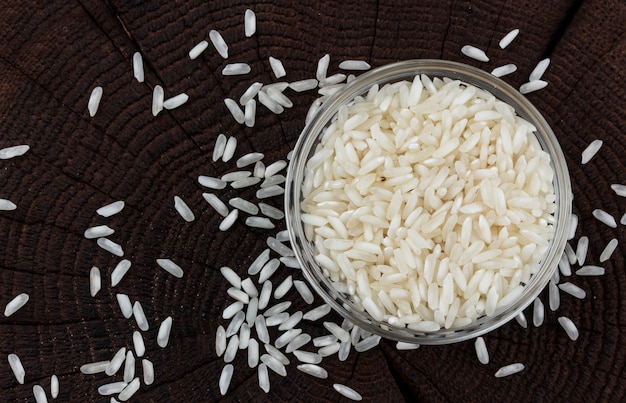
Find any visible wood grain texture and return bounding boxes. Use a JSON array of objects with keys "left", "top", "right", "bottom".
[{"left": 1, "top": 0, "right": 625, "bottom": 401}]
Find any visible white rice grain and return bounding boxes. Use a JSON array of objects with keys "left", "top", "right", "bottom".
[
  {"left": 142, "top": 359, "right": 154, "bottom": 385},
  {"left": 157, "top": 316, "right": 173, "bottom": 348},
  {"left": 533, "top": 297, "right": 544, "bottom": 327},
  {"left": 84, "top": 225, "right": 115, "bottom": 239},
  {"left": 224, "top": 335, "right": 240, "bottom": 363},
  {"left": 88, "top": 86, "right": 103, "bottom": 117},
  {"left": 0, "top": 145, "right": 30, "bottom": 159},
  {"left": 256, "top": 185, "right": 284, "bottom": 199},
  {"left": 461, "top": 45, "right": 489, "bottom": 62},
  {"left": 491, "top": 64, "right": 517, "bottom": 78},
  {"left": 33, "top": 385, "right": 48, "bottom": 403},
  {"left": 499, "top": 28, "right": 520, "bottom": 49},
  {"left": 0, "top": 199, "right": 17, "bottom": 210},
  {"left": 212, "top": 134, "right": 228, "bottom": 162},
  {"left": 132, "top": 52, "right": 144, "bottom": 82},
  {"left": 4, "top": 293, "right": 29, "bottom": 317},
  {"left": 105, "top": 347, "right": 126, "bottom": 376},
  {"left": 98, "top": 381, "right": 127, "bottom": 396},
  {"left": 258, "top": 363, "right": 270, "bottom": 392},
  {"left": 222, "top": 63, "right": 251, "bottom": 76},
  {"left": 222, "top": 136, "right": 237, "bottom": 162},
  {"left": 90, "top": 266, "right": 101, "bottom": 297},
  {"left": 592, "top": 209, "right": 617, "bottom": 228},
  {"left": 241, "top": 278, "right": 259, "bottom": 298},
  {"left": 294, "top": 280, "right": 315, "bottom": 304},
  {"left": 333, "top": 384, "right": 362, "bottom": 401},
  {"left": 261, "top": 354, "right": 287, "bottom": 376},
  {"left": 132, "top": 301, "right": 149, "bottom": 331},
  {"left": 240, "top": 82, "right": 263, "bottom": 105},
  {"left": 248, "top": 338, "right": 260, "bottom": 368},
  {"left": 576, "top": 236, "right": 589, "bottom": 265},
  {"left": 220, "top": 267, "right": 242, "bottom": 289},
  {"left": 189, "top": 40, "right": 209, "bottom": 59},
  {"left": 495, "top": 363, "right": 525, "bottom": 378},
  {"left": 255, "top": 315, "right": 270, "bottom": 344},
  {"left": 264, "top": 160, "right": 287, "bottom": 177},
  {"left": 116, "top": 294, "right": 133, "bottom": 319},
  {"left": 246, "top": 217, "right": 274, "bottom": 229},
  {"left": 324, "top": 322, "right": 350, "bottom": 342},
  {"left": 558, "top": 282, "right": 586, "bottom": 299},
  {"left": 239, "top": 97, "right": 256, "bottom": 127},
  {"left": 219, "top": 209, "right": 239, "bottom": 231},
  {"left": 297, "top": 364, "right": 328, "bottom": 379},
  {"left": 275, "top": 329, "right": 302, "bottom": 349},
  {"left": 263, "top": 301, "right": 291, "bottom": 317},
  {"left": 97, "top": 201, "right": 125, "bottom": 218},
  {"left": 303, "top": 304, "right": 331, "bottom": 321},
  {"left": 395, "top": 342, "right": 420, "bottom": 350},
  {"left": 611, "top": 184, "right": 626, "bottom": 197},
  {"left": 294, "top": 350, "right": 322, "bottom": 364},
  {"left": 258, "top": 281, "right": 272, "bottom": 310},
  {"left": 216, "top": 325, "right": 227, "bottom": 356},
  {"left": 123, "top": 351, "right": 135, "bottom": 383},
  {"left": 279, "top": 311, "right": 303, "bottom": 332},
  {"left": 174, "top": 195, "right": 195, "bottom": 222},
  {"left": 97, "top": 238, "right": 124, "bottom": 257},
  {"left": 549, "top": 280, "right": 560, "bottom": 311},
  {"left": 248, "top": 249, "right": 271, "bottom": 276},
  {"left": 163, "top": 93, "right": 189, "bottom": 110},
  {"left": 264, "top": 344, "right": 290, "bottom": 365},
  {"left": 245, "top": 9, "right": 256, "bottom": 37},
  {"left": 118, "top": 378, "right": 140, "bottom": 401},
  {"left": 339, "top": 60, "right": 371, "bottom": 71},
  {"left": 202, "top": 193, "right": 229, "bottom": 217},
  {"left": 133, "top": 331, "right": 145, "bottom": 357},
  {"left": 80, "top": 361, "right": 110, "bottom": 375},
  {"left": 111, "top": 259, "right": 131, "bottom": 287},
  {"left": 267, "top": 237, "right": 294, "bottom": 257},
  {"left": 600, "top": 238, "right": 618, "bottom": 262},
  {"left": 475, "top": 337, "right": 489, "bottom": 364},
  {"left": 576, "top": 265, "right": 605, "bottom": 276},
  {"left": 152, "top": 85, "right": 164, "bottom": 116},
  {"left": 289, "top": 79, "right": 319, "bottom": 92},
  {"left": 8, "top": 354, "right": 25, "bottom": 384},
  {"left": 227, "top": 288, "right": 250, "bottom": 304},
  {"left": 316, "top": 54, "right": 330, "bottom": 81},
  {"left": 259, "top": 203, "right": 284, "bottom": 220},
  {"left": 224, "top": 98, "right": 245, "bottom": 124},
  {"left": 354, "top": 335, "right": 381, "bottom": 352},
  {"left": 209, "top": 30, "right": 229, "bottom": 59},
  {"left": 258, "top": 90, "right": 286, "bottom": 113},
  {"left": 558, "top": 316, "right": 579, "bottom": 341},
  {"left": 581, "top": 139, "right": 603, "bottom": 164},
  {"left": 519, "top": 80, "right": 548, "bottom": 94},
  {"left": 529, "top": 58, "right": 550, "bottom": 81},
  {"left": 258, "top": 258, "right": 280, "bottom": 283},
  {"left": 269, "top": 57, "right": 287, "bottom": 78},
  {"left": 50, "top": 375, "right": 59, "bottom": 398},
  {"left": 156, "top": 259, "right": 184, "bottom": 278}
]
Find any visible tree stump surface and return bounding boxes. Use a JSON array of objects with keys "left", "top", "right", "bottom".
[{"left": 1, "top": 0, "right": 625, "bottom": 401}]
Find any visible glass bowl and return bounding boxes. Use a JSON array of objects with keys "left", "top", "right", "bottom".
[{"left": 285, "top": 59, "right": 572, "bottom": 345}]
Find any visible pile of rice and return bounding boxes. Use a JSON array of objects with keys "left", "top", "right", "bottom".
[{"left": 301, "top": 75, "right": 556, "bottom": 331}]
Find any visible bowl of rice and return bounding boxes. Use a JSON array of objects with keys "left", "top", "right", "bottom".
[{"left": 285, "top": 59, "right": 572, "bottom": 344}]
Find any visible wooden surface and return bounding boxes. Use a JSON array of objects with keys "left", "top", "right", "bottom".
[{"left": 1, "top": 0, "right": 625, "bottom": 401}]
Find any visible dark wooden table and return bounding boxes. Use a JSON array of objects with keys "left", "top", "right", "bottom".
[{"left": 1, "top": 1, "right": 625, "bottom": 401}]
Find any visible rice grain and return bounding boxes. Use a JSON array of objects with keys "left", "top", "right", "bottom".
[
  {"left": 132, "top": 301, "right": 149, "bottom": 331},
  {"left": 499, "top": 29, "right": 520, "bottom": 49},
  {"left": 152, "top": 85, "right": 164, "bottom": 116},
  {"left": 219, "top": 209, "right": 239, "bottom": 231},
  {"left": 558, "top": 316, "right": 579, "bottom": 340},
  {"left": 529, "top": 58, "right": 550, "bottom": 81},
  {"left": 118, "top": 378, "right": 139, "bottom": 401},
  {"left": 333, "top": 384, "right": 362, "bottom": 401},
  {"left": 8, "top": 354, "right": 25, "bottom": 384},
  {"left": 4, "top": 293, "right": 29, "bottom": 317},
  {"left": 90, "top": 266, "right": 101, "bottom": 297},
  {"left": 84, "top": 225, "right": 115, "bottom": 239},
  {"left": 174, "top": 196, "right": 195, "bottom": 222},
  {"left": 105, "top": 348, "right": 126, "bottom": 376},
  {"left": 592, "top": 209, "right": 617, "bottom": 228},
  {"left": 0, "top": 145, "right": 30, "bottom": 159},
  {"left": 223, "top": 63, "right": 251, "bottom": 76},
  {"left": 33, "top": 385, "right": 48, "bottom": 403},
  {"left": 111, "top": 259, "right": 132, "bottom": 287},
  {"left": 50, "top": 375, "right": 59, "bottom": 398},
  {"left": 223, "top": 136, "right": 237, "bottom": 162},
  {"left": 519, "top": 80, "right": 548, "bottom": 94},
  {"left": 132, "top": 52, "right": 144, "bottom": 82},
  {"left": 339, "top": 60, "right": 371, "bottom": 71},
  {"left": 189, "top": 40, "right": 209, "bottom": 59},
  {"left": 157, "top": 316, "right": 173, "bottom": 347},
  {"left": 495, "top": 363, "right": 525, "bottom": 378},
  {"left": 245, "top": 9, "right": 256, "bottom": 37},
  {"left": 88, "top": 86, "right": 103, "bottom": 117},
  {"left": 142, "top": 359, "right": 154, "bottom": 385},
  {"left": 258, "top": 363, "right": 270, "bottom": 393},
  {"left": 600, "top": 239, "right": 619, "bottom": 262},
  {"left": 461, "top": 45, "right": 489, "bottom": 62},
  {"left": 269, "top": 57, "right": 287, "bottom": 78},
  {"left": 209, "top": 30, "right": 229, "bottom": 59},
  {"left": 0, "top": 199, "right": 17, "bottom": 210},
  {"left": 133, "top": 331, "right": 145, "bottom": 357},
  {"left": 163, "top": 93, "right": 189, "bottom": 110},
  {"left": 116, "top": 294, "right": 133, "bottom": 318},
  {"left": 97, "top": 238, "right": 124, "bottom": 257},
  {"left": 581, "top": 139, "right": 603, "bottom": 164}
]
